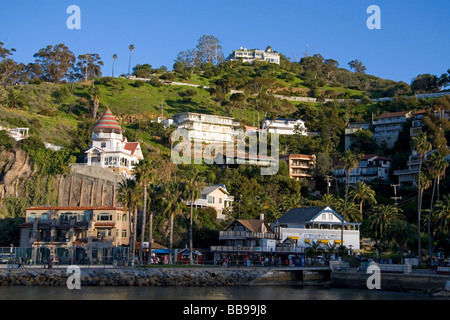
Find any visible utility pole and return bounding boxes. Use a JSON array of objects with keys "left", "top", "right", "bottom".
[{"left": 391, "top": 184, "right": 402, "bottom": 206}]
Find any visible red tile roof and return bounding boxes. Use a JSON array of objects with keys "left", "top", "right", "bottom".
[{"left": 93, "top": 109, "right": 123, "bottom": 132}]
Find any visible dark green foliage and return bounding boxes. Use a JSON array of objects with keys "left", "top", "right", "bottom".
[{"left": 0, "top": 218, "right": 25, "bottom": 246}]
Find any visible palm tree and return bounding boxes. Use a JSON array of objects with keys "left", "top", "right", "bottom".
[
  {"left": 384, "top": 220, "right": 416, "bottom": 255},
  {"left": 117, "top": 178, "right": 141, "bottom": 263},
  {"left": 339, "top": 150, "right": 362, "bottom": 246},
  {"left": 412, "top": 132, "right": 432, "bottom": 264},
  {"left": 424, "top": 152, "right": 448, "bottom": 262},
  {"left": 161, "top": 180, "right": 185, "bottom": 264},
  {"left": 112, "top": 54, "right": 118, "bottom": 77},
  {"left": 435, "top": 194, "right": 450, "bottom": 236},
  {"left": 256, "top": 192, "right": 277, "bottom": 220},
  {"left": 415, "top": 171, "right": 432, "bottom": 263},
  {"left": 183, "top": 176, "right": 206, "bottom": 264},
  {"left": 89, "top": 86, "right": 101, "bottom": 120},
  {"left": 367, "top": 204, "right": 405, "bottom": 242},
  {"left": 336, "top": 199, "right": 362, "bottom": 223},
  {"left": 128, "top": 44, "right": 135, "bottom": 78},
  {"left": 349, "top": 181, "right": 377, "bottom": 217},
  {"left": 134, "top": 158, "right": 153, "bottom": 265}
]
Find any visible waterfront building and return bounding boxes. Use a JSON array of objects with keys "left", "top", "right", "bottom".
[
  {"left": 261, "top": 118, "right": 307, "bottom": 136},
  {"left": 372, "top": 111, "right": 412, "bottom": 149},
  {"left": 84, "top": 109, "right": 143, "bottom": 178},
  {"left": 226, "top": 46, "right": 280, "bottom": 65},
  {"left": 332, "top": 154, "right": 392, "bottom": 184},
  {"left": 210, "top": 214, "right": 281, "bottom": 264},
  {"left": 19, "top": 206, "right": 130, "bottom": 265},
  {"left": 271, "top": 206, "right": 361, "bottom": 251},
  {"left": 280, "top": 154, "right": 316, "bottom": 181},
  {"left": 185, "top": 184, "right": 234, "bottom": 220}
]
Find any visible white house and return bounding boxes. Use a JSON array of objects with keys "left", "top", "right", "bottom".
[
  {"left": 186, "top": 184, "right": 234, "bottom": 220},
  {"left": 84, "top": 108, "right": 143, "bottom": 178},
  {"left": 261, "top": 118, "right": 307, "bottom": 136},
  {"left": 372, "top": 111, "right": 412, "bottom": 149},
  {"left": 227, "top": 46, "right": 280, "bottom": 65},
  {"left": 171, "top": 112, "right": 240, "bottom": 144},
  {"left": 332, "top": 154, "right": 392, "bottom": 184},
  {"left": 271, "top": 206, "right": 361, "bottom": 251}
]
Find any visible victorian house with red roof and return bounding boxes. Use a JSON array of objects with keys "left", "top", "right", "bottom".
[{"left": 84, "top": 108, "right": 143, "bottom": 177}]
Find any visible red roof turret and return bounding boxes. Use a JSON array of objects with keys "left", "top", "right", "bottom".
[{"left": 93, "top": 108, "right": 123, "bottom": 132}]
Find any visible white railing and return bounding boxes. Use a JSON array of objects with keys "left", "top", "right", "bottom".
[{"left": 219, "top": 231, "right": 280, "bottom": 240}]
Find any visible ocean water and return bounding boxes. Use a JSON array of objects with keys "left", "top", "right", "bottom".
[{"left": 0, "top": 285, "right": 445, "bottom": 300}]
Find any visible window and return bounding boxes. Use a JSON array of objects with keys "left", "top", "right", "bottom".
[
  {"left": 329, "top": 214, "right": 333, "bottom": 220},
  {"left": 322, "top": 214, "right": 326, "bottom": 220},
  {"left": 29, "top": 213, "right": 36, "bottom": 222},
  {"left": 122, "top": 214, "right": 127, "bottom": 222},
  {"left": 101, "top": 142, "right": 106, "bottom": 148},
  {"left": 98, "top": 213, "right": 112, "bottom": 221},
  {"left": 122, "top": 229, "right": 127, "bottom": 238},
  {"left": 208, "top": 196, "right": 215, "bottom": 204},
  {"left": 219, "top": 198, "right": 222, "bottom": 204},
  {"left": 41, "top": 213, "right": 49, "bottom": 221}
]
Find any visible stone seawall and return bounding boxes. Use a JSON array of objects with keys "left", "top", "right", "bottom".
[{"left": 0, "top": 268, "right": 268, "bottom": 287}]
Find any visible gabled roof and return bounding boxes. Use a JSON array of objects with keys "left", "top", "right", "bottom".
[
  {"left": 123, "top": 142, "right": 142, "bottom": 158},
  {"left": 93, "top": 108, "right": 123, "bottom": 132},
  {"left": 225, "top": 219, "right": 272, "bottom": 233},
  {"left": 201, "top": 184, "right": 229, "bottom": 196},
  {"left": 275, "top": 206, "right": 343, "bottom": 224}
]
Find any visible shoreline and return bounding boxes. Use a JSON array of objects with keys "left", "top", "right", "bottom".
[{"left": 0, "top": 267, "right": 449, "bottom": 297}]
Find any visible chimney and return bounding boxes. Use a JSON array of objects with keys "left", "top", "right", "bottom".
[{"left": 260, "top": 213, "right": 264, "bottom": 221}]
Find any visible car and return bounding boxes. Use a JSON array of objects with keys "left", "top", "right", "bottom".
[{"left": 0, "top": 255, "right": 10, "bottom": 264}]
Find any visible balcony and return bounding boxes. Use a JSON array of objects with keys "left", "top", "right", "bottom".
[
  {"left": 219, "top": 231, "right": 280, "bottom": 240},
  {"left": 210, "top": 246, "right": 300, "bottom": 253}
]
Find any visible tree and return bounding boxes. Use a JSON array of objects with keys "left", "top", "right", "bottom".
[
  {"left": 195, "top": 35, "right": 224, "bottom": 66},
  {"left": 183, "top": 173, "right": 206, "bottom": 264},
  {"left": 133, "top": 64, "right": 153, "bottom": 78},
  {"left": 348, "top": 60, "right": 366, "bottom": 73},
  {"left": 134, "top": 158, "right": 153, "bottom": 265},
  {"left": 74, "top": 53, "right": 104, "bottom": 81},
  {"left": 0, "top": 42, "right": 22, "bottom": 85},
  {"left": 112, "top": 54, "right": 118, "bottom": 77},
  {"left": 349, "top": 182, "right": 377, "bottom": 217},
  {"left": 411, "top": 74, "right": 441, "bottom": 93},
  {"left": 33, "top": 44, "right": 76, "bottom": 83},
  {"left": 89, "top": 86, "right": 101, "bottom": 120},
  {"left": 412, "top": 132, "right": 432, "bottom": 264},
  {"left": 117, "top": 178, "right": 141, "bottom": 264},
  {"left": 435, "top": 194, "right": 450, "bottom": 236},
  {"left": 367, "top": 204, "right": 405, "bottom": 242},
  {"left": 424, "top": 152, "right": 448, "bottom": 262},
  {"left": 128, "top": 44, "right": 135, "bottom": 78},
  {"left": 339, "top": 150, "right": 362, "bottom": 246},
  {"left": 4, "top": 88, "right": 27, "bottom": 109},
  {"left": 161, "top": 180, "right": 185, "bottom": 264}
]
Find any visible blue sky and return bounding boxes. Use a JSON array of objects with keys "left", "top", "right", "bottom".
[{"left": 1, "top": 0, "right": 449, "bottom": 83}]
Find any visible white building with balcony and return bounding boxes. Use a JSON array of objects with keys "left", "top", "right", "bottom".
[
  {"left": 332, "top": 154, "right": 392, "bottom": 184},
  {"left": 261, "top": 118, "right": 307, "bottom": 136},
  {"left": 372, "top": 111, "right": 412, "bottom": 149},
  {"left": 226, "top": 46, "right": 280, "bottom": 65},
  {"left": 84, "top": 109, "right": 143, "bottom": 178},
  {"left": 271, "top": 206, "right": 361, "bottom": 251},
  {"left": 172, "top": 112, "right": 240, "bottom": 144}
]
